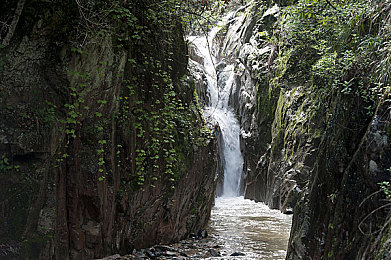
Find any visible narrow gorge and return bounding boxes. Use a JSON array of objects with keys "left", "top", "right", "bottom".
[
  {"left": 189, "top": 9, "right": 292, "bottom": 258},
  {"left": 1, "top": 0, "right": 391, "bottom": 259}
]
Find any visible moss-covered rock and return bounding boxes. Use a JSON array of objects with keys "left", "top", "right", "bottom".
[
  {"left": 220, "top": 0, "right": 391, "bottom": 258},
  {"left": 0, "top": 0, "right": 218, "bottom": 258}
]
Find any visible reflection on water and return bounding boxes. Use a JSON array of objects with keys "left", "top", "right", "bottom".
[{"left": 207, "top": 196, "right": 292, "bottom": 259}]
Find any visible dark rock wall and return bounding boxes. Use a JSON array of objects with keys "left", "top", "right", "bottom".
[
  {"left": 218, "top": 2, "right": 292, "bottom": 209},
  {"left": 218, "top": 0, "right": 391, "bottom": 259},
  {"left": 0, "top": 0, "right": 217, "bottom": 259}
]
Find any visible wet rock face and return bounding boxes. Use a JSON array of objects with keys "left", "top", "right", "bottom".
[
  {"left": 219, "top": 1, "right": 391, "bottom": 259},
  {"left": 285, "top": 97, "right": 391, "bottom": 259},
  {"left": 215, "top": 125, "right": 225, "bottom": 197},
  {"left": 0, "top": 1, "right": 217, "bottom": 258},
  {"left": 216, "top": 2, "right": 298, "bottom": 209},
  {"left": 188, "top": 59, "right": 210, "bottom": 107}
]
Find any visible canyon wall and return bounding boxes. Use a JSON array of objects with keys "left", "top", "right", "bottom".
[
  {"left": 0, "top": 0, "right": 217, "bottom": 258},
  {"left": 219, "top": 0, "right": 391, "bottom": 258}
]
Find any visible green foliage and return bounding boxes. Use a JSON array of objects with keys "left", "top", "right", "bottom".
[
  {"left": 379, "top": 181, "right": 391, "bottom": 199},
  {"left": 114, "top": 24, "right": 211, "bottom": 191},
  {"left": 120, "top": 75, "right": 207, "bottom": 188},
  {"left": 181, "top": 0, "right": 227, "bottom": 33},
  {"left": 379, "top": 167, "right": 391, "bottom": 198},
  {"left": 277, "top": 0, "right": 389, "bottom": 111},
  {"left": 35, "top": 0, "right": 215, "bottom": 190},
  {"left": 0, "top": 155, "right": 19, "bottom": 174},
  {"left": 108, "top": 0, "right": 214, "bottom": 190},
  {"left": 61, "top": 70, "right": 91, "bottom": 139}
]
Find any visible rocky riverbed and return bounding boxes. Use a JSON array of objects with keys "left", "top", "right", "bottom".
[
  {"left": 99, "top": 197, "right": 292, "bottom": 260},
  {"left": 97, "top": 237, "right": 243, "bottom": 260}
]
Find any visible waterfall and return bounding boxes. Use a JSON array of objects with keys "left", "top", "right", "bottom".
[{"left": 188, "top": 13, "right": 244, "bottom": 197}]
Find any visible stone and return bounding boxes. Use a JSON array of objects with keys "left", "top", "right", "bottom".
[
  {"left": 369, "top": 160, "right": 379, "bottom": 174},
  {"left": 155, "top": 245, "right": 176, "bottom": 252},
  {"left": 134, "top": 252, "right": 147, "bottom": 258},
  {"left": 82, "top": 221, "right": 100, "bottom": 236},
  {"left": 284, "top": 209, "right": 294, "bottom": 215},
  {"left": 96, "top": 254, "right": 121, "bottom": 260},
  {"left": 197, "top": 229, "right": 208, "bottom": 238},
  {"left": 144, "top": 250, "right": 155, "bottom": 258},
  {"left": 188, "top": 43, "right": 205, "bottom": 65},
  {"left": 0, "top": 1, "right": 219, "bottom": 259},
  {"left": 231, "top": 252, "right": 245, "bottom": 256},
  {"left": 216, "top": 60, "right": 227, "bottom": 71},
  {"left": 208, "top": 248, "right": 221, "bottom": 257},
  {"left": 163, "top": 251, "right": 178, "bottom": 257}
]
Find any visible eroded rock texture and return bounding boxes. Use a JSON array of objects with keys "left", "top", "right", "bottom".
[
  {"left": 217, "top": 1, "right": 294, "bottom": 210},
  {"left": 217, "top": 1, "right": 391, "bottom": 259},
  {"left": 0, "top": 0, "right": 217, "bottom": 258}
]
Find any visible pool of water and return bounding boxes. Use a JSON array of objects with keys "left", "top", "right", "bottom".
[{"left": 206, "top": 196, "right": 292, "bottom": 259}]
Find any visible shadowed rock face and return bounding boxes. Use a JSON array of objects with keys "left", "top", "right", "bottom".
[
  {"left": 215, "top": 1, "right": 391, "bottom": 259},
  {"left": 216, "top": 1, "right": 296, "bottom": 210},
  {"left": 0, "top": 0, "right": 217, "bottom": 258}
]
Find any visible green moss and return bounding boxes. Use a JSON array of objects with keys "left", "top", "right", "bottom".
[
  {"left": 374, "top": 224, "right": 391, "bottom": 260},
  {"left": 313, "top": 129, "right": 322, "bottom": 139}
]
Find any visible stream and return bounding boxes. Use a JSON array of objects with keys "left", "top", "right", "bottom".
[
  {"left": 207, "top": 197, "right": 292, "bottom": 259},
  {"left": 189, "top": 6, "right": 292, "bottom": 259}
]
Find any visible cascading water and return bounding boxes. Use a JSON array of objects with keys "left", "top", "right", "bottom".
[
  {"left": 188, "top": 6, "right": 292, "bottom": 259},
  {"left": 188, "top": 12, "right": 243, "bottom": 197}
]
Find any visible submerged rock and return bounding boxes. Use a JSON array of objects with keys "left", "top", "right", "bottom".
[{"left": 230, "top": 251, "right": 245, "bottom": 256}]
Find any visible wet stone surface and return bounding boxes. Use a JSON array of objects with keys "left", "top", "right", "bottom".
[
  {"left": 97, "top": 236, "right": 246, "bottom": 259},
  {"left": 98, "top": 197, "right": 292, "bottom": 260}
]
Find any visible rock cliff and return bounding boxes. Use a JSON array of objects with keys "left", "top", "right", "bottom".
[
  {"left": 217, "top": 0, "right": 391, "bottom": 258},
  {"left": 0, "top": 0, "right": 217, "bottom": 258}
]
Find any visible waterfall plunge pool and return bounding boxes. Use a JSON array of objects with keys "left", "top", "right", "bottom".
[
  {"left": 116, "top": 196, "right": 293, "bottom": 259},
  {"left": 207, "top": 196, "right": 292, "bottom": 259}
]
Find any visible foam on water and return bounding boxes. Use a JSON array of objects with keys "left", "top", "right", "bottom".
[
  {"left": 208, "top": 197, "right": 292, "bottom": 259},
  {"left": 188, "top": 12, "right": 243, "bottom": 197}
]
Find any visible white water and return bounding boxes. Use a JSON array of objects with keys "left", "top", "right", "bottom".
[
  {"left": 208, "top": 197, "right": 292, "bottom": 259},
  {"left": 188, "top": 12, "right": 243, "bottom": 197},
  {"left": 188, "top": 9, "right": 292, "bottom": 259}
]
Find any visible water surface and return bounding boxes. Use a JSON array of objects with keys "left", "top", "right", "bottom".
[{"left": 207, "top": 197, "right": 292, "bottom": 259}]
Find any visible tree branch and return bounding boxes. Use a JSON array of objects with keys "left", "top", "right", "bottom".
[
  {"left": 325, "top": 0, "right": 338, "bottom": 11},
  {"left": 1, "top": 0, "right": 26, "bottom": 47}
]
